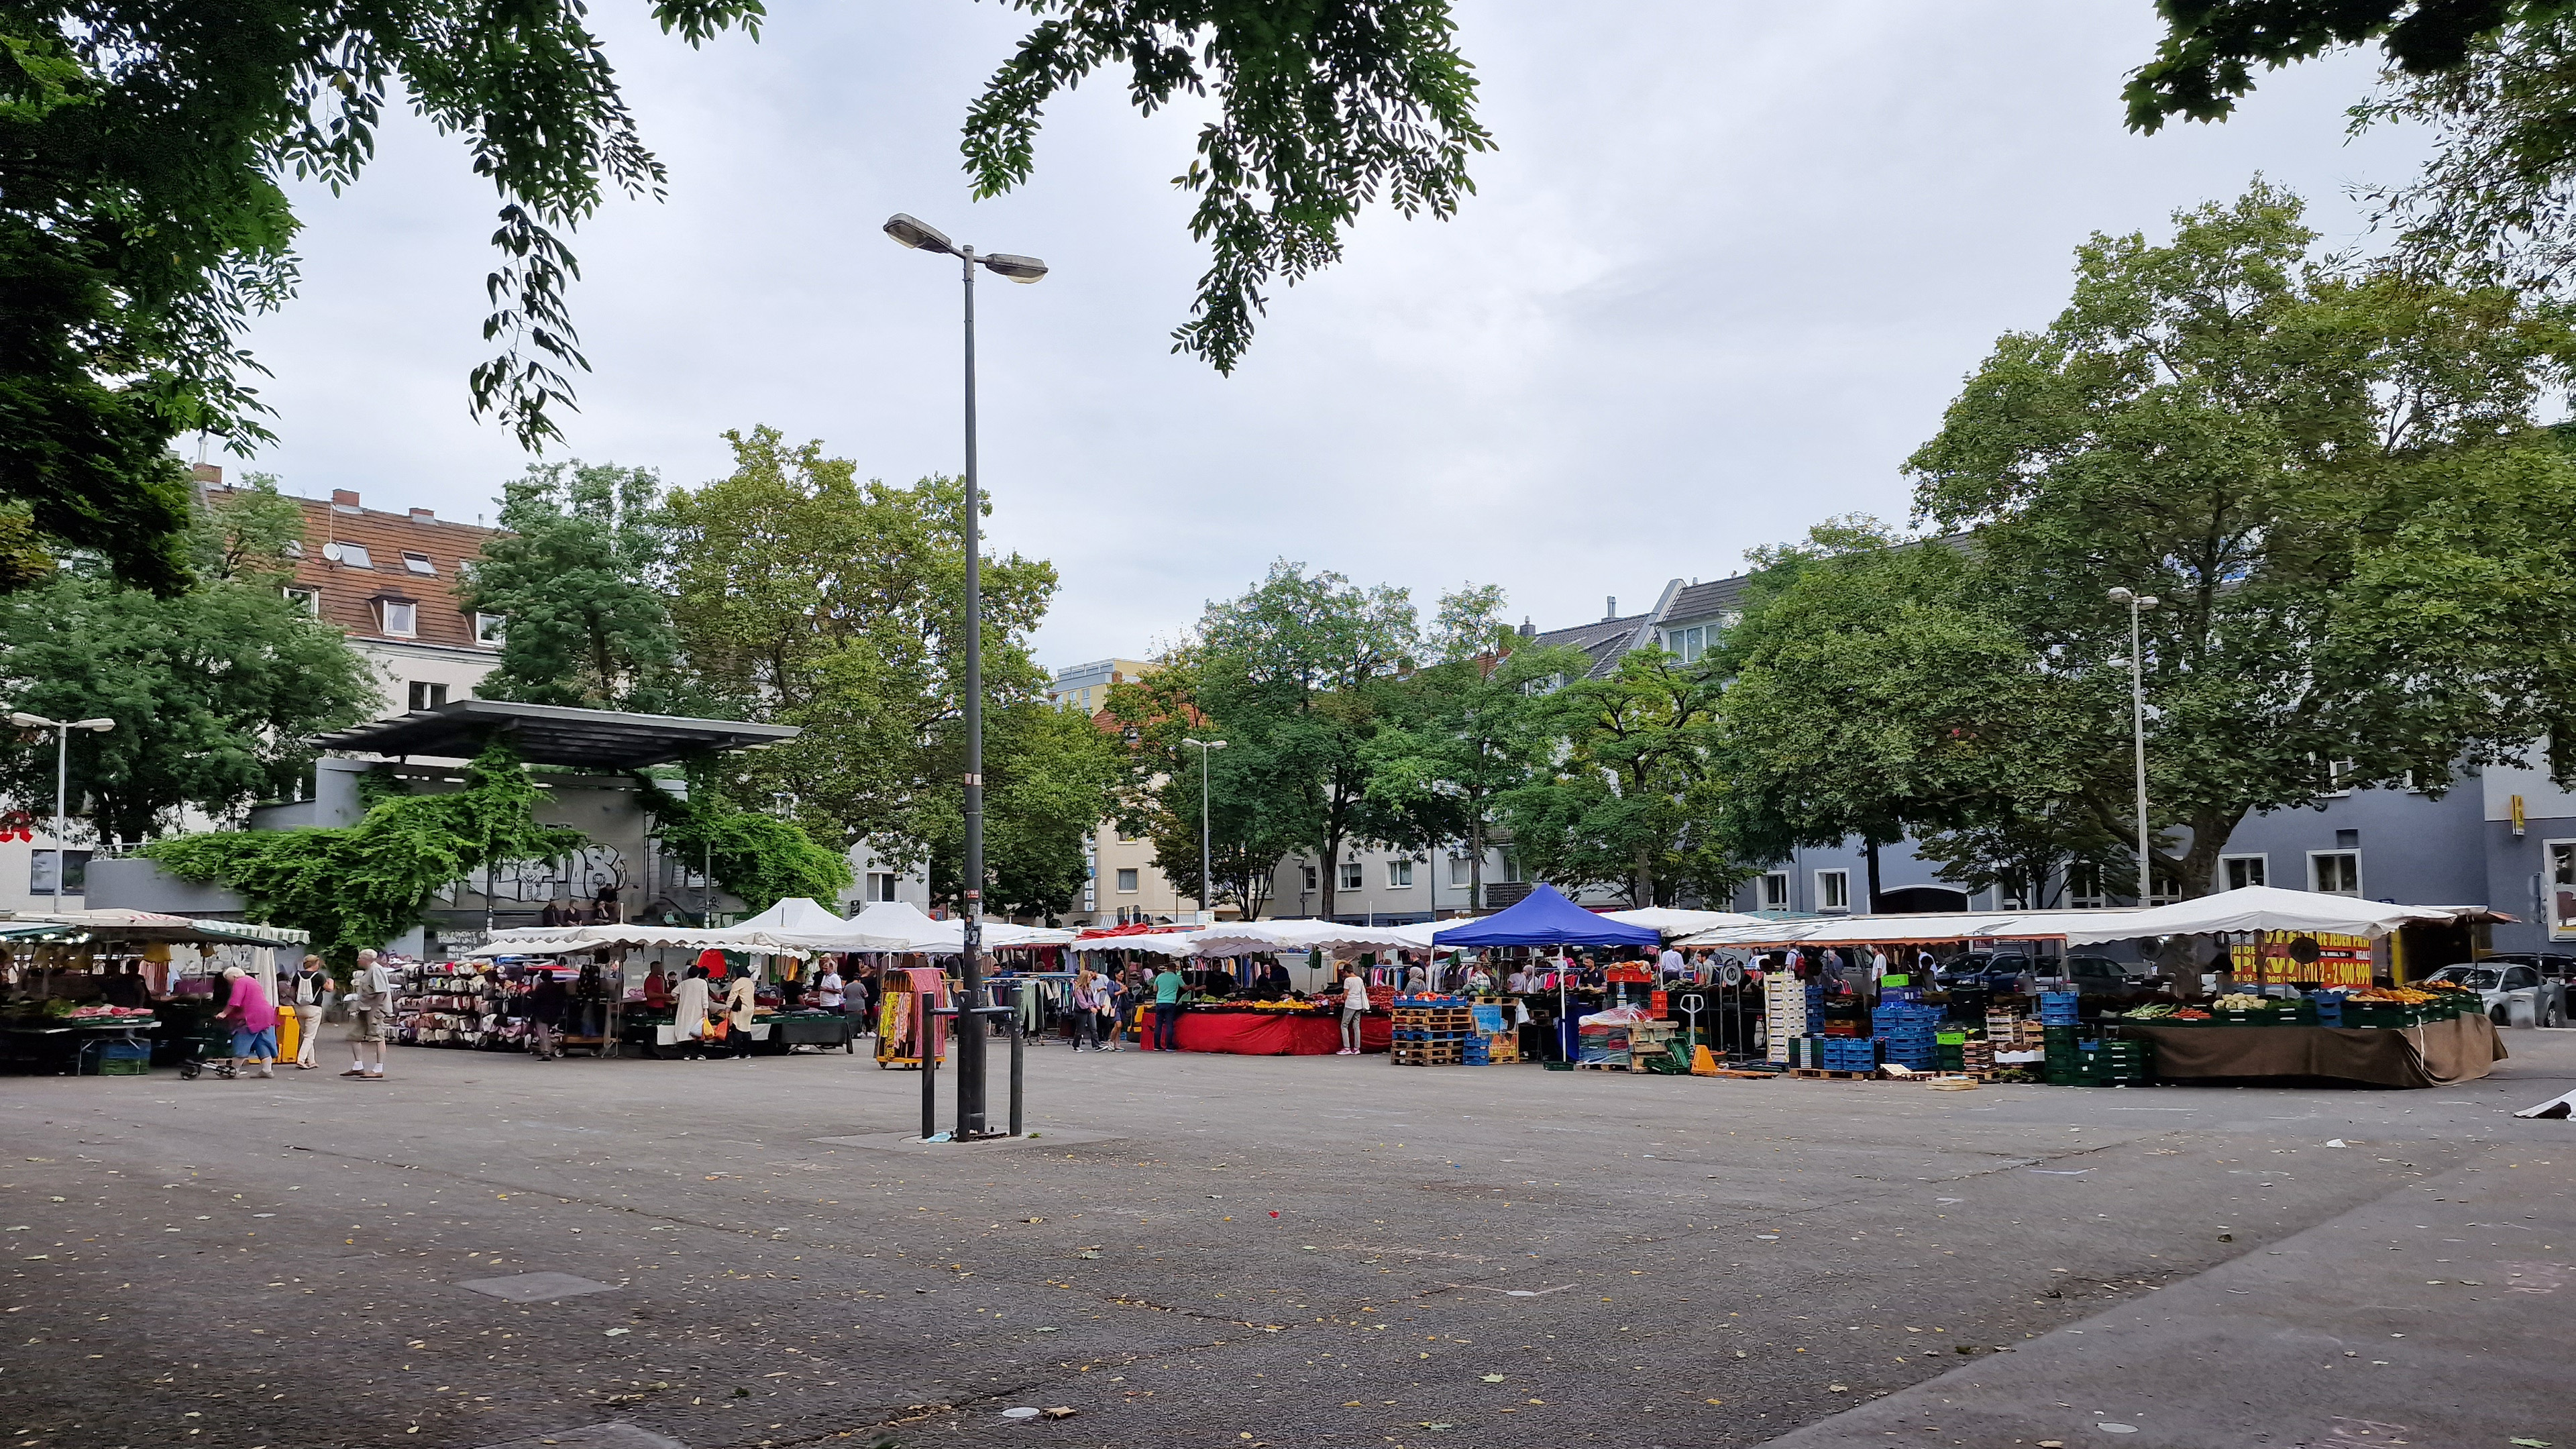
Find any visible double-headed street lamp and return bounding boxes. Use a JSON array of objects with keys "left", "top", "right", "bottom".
[
  {"left": 9, "top": 712, "right": 115, "bottom": 908},
  {"left": 2106, "top": 587, "right": 2159, "bottom": 906},
  {"left": 884, "top": 212, "right": 1046, "bottom": 1142},
  {"left": 1181, "top": 738, "right": 1226, "bottom": 922}
]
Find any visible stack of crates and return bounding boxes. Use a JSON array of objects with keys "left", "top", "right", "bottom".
[
  {"left": 1390, "top": 994, "right": 1474, "bottom": 1066},
  {"left": 1788, "top": 1035, "right": 1880, "bottom": 1072},
  {"left": 1872, "top": 1001, "right": 1943, "bottom": 1073},
  {"left": 2085, "top": 1037, "right": 2155, "bottom": 1085},
  {"left": 1764, "top": 975, "right": 1810, "bottom": 1064},
  {"left": 2038, "top": 991, "right": 2082, "bottom": 1026},
  {"left": 2311, "top": 991, "right": 2346, "bottom": 1028},
  {"left": 1985, "top": 1010, "right": 2030, "bottom": 1050},
  {"left": 2041, "top": 1025, "right": 2084, "bottom": 1083},
  {"left": 1934, "top": 1027, "right": 1970, "bottom": 1074},
  {"left": 94, "top": 1038, "right": 152, "bottom": 1077}
]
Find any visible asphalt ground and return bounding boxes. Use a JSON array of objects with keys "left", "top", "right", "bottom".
[{"left": 1, "top": 1027, "right": 2570, "bottom": 1449}]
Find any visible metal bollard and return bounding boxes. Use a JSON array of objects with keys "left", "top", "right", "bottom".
[
  {"left": 918, "top": 991, "right": 936, "bottom": 1142},
  {"left": 1008, "top": 980, "right": 1026, "bottom": 1138}
]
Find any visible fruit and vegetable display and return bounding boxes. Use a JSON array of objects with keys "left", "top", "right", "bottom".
[{"left": 2214, "top": 992, "right": 2268, "bottom": 1011}]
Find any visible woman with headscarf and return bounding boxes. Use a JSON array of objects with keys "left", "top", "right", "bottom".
[{"left": 672, "top": 965, "right": 712, "bottom": 1060}]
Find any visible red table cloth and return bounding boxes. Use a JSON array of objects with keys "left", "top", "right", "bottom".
[{"left": 1136, "top": 1009, "right": 1391, "bottom": 1055}]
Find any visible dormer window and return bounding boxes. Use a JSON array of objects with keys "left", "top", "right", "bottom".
[
  {"left": 474, "top": 613, "right": 506, "bottom": 646},
  {"left": 402, "top": 551, "right": 435, "bottom": 576},
  {"left": 378, "top": 599, "right": 417, "bottom": 637},
  {"left": 282, "top": 586, "right": 319, "bottom": 615},
  {"left": 282, "top": 539, "right": 303, "bottom": 559}
]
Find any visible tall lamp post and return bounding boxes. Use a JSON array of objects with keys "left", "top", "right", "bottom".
[
  {"left": 9, "top": 712, "right": 115, "bottom": 909},
  {"left": 2106, "top": 588, "right": 2159, "bottom": 906},
  {"left": 884, "top": 212, "right": 1046, "bottom": 1140},
  {"left": 1181, "top": 738, "right": 1226, "bottom": 922}
]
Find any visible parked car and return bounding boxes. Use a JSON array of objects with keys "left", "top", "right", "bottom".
[
  {"left": 1936, "top": 952, "right": 2035, "bottom": 991},
  {"left": 2469, "top": 952, "right": 2576, "bottom": 984},
  {"left": 2063, "top": 955, "right": 2150, "bottom": 997},
  {"left": 2422, "top": 963, "right": 2569, "bottom": 1028}
]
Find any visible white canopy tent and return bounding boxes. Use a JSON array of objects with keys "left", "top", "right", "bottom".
[
  {"left": 1189, "top": 918, "right": 1419, "bottom": 956},
  {"left": 1065, "top": 929, "right": 1205, "bottom": 956},
  {"left": 2054, "top": 885, "right": 2483, "bottom": 945},
  {"left": 1601, "top": 907, "right": 1772, "bottom": 940},
  {"left": 1675, "top": 908, "right": 2145, "bottom": 951}
]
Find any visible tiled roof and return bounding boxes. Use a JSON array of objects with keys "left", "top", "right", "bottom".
[
  {"left": 1664, "top": 574, "right": 1752, "bottom": 623},
  {"left": 217, "top": 487, "right": 504, "bottom": 653},
  {"left": 1527, "top": 613, "right": 1650, "bottom": 680}
]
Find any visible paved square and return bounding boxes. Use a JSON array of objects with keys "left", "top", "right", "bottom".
[{"left": 0, "top": 1034, "right": 2568, "bottom": 1448}]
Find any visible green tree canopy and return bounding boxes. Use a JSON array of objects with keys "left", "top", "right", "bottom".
[
  {"left": 1104, "top": 653, "right": 1303, "bottom": 920},
  {"left": 662, "top": 425, "right": 1107, "bottom": 918},
  {"left": 1906, "top": 182, "right": 2576, "bottom": 896},
  {"left": 1193, "top": 559, "right": 1419, "bottom": 919},
  {"left": 0, "top": 483, "right": 376, "bottom": 842},
  {"left": 1497, "top": 645, "right": 1739, "bottom": 910},
  {"left": 460, "top": 462, "right": 693, "bottom": 713}
]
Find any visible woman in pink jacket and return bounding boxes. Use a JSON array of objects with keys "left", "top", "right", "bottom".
[{"left": 214, "top": 965, "right": 279, "bottom": 1080}]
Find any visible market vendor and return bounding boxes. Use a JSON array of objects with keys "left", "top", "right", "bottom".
[
  {"left": 643, "top": 964, "right": 672, "bottom": 1011},
  {"left": 101, "top": 963, "right": 148, "bottom": 1010}
]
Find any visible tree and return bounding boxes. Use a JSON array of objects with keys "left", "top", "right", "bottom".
[
  {"left": 3, "top": 1, "right": 1487, "bottom": 586},
  {"left": 1906, "top": 183, "right": 2576, "bottom": 897},
  {"left": 2125, "top": 1, "right": 2536, "bottom": 131},
  {"left": 1497, "top": 646, "right": 1740, "bottom": 909},
  {"left": 1714, "top": 522, "right": 2131, "bottom": 911},
  {"left": 633, "top": 769, "right": 851, "bottom": 915},
  {"left": 145, "top": 744, "right": 586, "bottom": 961},
  {"left": 0, "top": 486, "right": 377, "bottom": 843},
  {"left": 662, "top": 425, "right": 1108, "bottom": 918},
  {"left": 1360, "top": 612, "right": 1580, "bottom": 912},
  {"left": 1194, "top": 560, "right": 1419, "bottom": 918},
  {"left": 460, "top": 462, "right": 693, "bottom": 713}
]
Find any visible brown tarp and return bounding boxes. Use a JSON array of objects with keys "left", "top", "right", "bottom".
[{"left": 2118, "top": 1014, "right": 2506, "bottom": 1089}]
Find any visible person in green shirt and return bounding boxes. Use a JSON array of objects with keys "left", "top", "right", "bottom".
[{"left": 1151, "top": 965, "right": 1186, "bottom": 1052}]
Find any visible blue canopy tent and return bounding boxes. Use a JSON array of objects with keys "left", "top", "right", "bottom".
[
  {"left": 1432, "top": 883, "right": 1660, "bottom": 949},
  {"left": 1435, "top": 884, "right": 1658, "bottom": 1063}
]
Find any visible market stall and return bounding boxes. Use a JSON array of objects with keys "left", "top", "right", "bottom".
[
  {"left": 1434, "top": 884, "right": 1661, "bottom": 1065},
  {"left": 0, "top": 910, "right": 309, "bottom": 1076}
]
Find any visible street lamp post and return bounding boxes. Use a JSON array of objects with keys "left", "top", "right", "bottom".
[
  {"left": 885, "top": 213, "right": 1046, "bottom": 1140},
  {"left": 1181, "top": 739, "right": 1226, "bottom": 922},
  {"left": 2106, "top": 588, "right": 2159, "bottom": 906},
  {"left": 9, "top": 712, "right": 115, "bottom": 909}
]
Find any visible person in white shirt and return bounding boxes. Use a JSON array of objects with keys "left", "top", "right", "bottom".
[
  {"left": 1870, "top": 948, "right": 1891, "bottom": 1002},
  {"left": 1657, "top": 945, "right": 1685, "bottom": 979},
  {"left": 1338, "top": 965, "right": 1371, "bottom": 1055},
  {"left": 816, "top": 965, "right": 846, "bottom": 1014},
  {"left": 341, "top": 948, "right": 394, "bottom": 1079}
]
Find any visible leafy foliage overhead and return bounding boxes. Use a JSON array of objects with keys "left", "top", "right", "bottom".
[
  {"left": 143, "top": 745, "right": 587, "bottom": 962},
  {"left": 2125, "top": 0, "right": 2544, "bottom": 130},
  {"left": 460, "top": 462, "right": 695, "bottom": 714},
  {"left": 965, "top": 0, "right": 1493, "bottom": 372}
]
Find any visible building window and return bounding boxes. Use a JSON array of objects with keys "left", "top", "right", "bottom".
[
  {"left": 407, "top": 681, "right": 449, "bottom": 711},
  {"left": 282, "top": 539, "right": 303, "bottom": 559},
  {"left": 402, "top": 550, "right": 436, "bottom": 576},
  {"left": 1338, "top": 860, "right": 1364, "bottom": 891},
  {"left": 2319, "top": 758, "right": 2357, "bottom": 798},
  {"left": 329, "top": 541, "right": 372, "bottom": 569},
  {"left": 1301, "top": 864, "right": 1319, "bottom": 892},
  {"left": 1387, "top": 859, "right": 1413, "bottom": 889},
  {"left": 2548, "top": 841, "right": 2576, "bottom": 940},
  {"left": 2068, "top": 865, "right": 2106, "bottom": 910},
  {"left": 1448, "top": 853, "right": 1470, "bottom": 886},
  {"left": 378, "top": 599, "right": 417, "bottom": 636},
  {"left": 1815, "top": 868, "right": 1850, "bottom": 913},
  {"left": 29, "top": 849, "right": 90, "bottom": 896},
  {"left": 865, "top": 872, "right": 898, "bottom": 902},
  {"left": 474, "top": 613, "right": 506, "bottom": 645},
  {"left": 2149, "top": 869, "right": 2182, "bottom": 906},
  {"left": 2310, "top": 850, "right": 2362, "bottom": 896},
  {"left": 1760, "top": 871, "right": 1790, "bottom": 911},
  {"left": 282, "top": 586, "right": 319, "bottom": 615},
  {"left": 1116, "top": 867, "right": 1140, "bottom": 894},
  {"left": 2222, "top": 854, "right": 2267, "bottom": 891}
]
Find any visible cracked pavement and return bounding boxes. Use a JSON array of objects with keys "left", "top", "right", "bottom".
[{"left": 1, "top": 1029, "right": 2570, "bottom": 1448}]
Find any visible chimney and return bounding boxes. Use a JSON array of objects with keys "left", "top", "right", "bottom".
[
  {"left": 191, "top": 463, "right": 223, "bottom": 489},
  {"left": 1605, "top": 596, "right": 1617, "bottom": 621},
  {"left": 410, "top": 506, "right": 435, "bottom": 522},
  {"left": 331, "top": 489, "right": 361, "bottom": 514}
]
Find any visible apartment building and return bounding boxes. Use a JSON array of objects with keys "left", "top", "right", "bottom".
[
  {"left": 1532, "top": 564, "right": 2576, "bottom": 954},
  {"left": 207, "top": 468, "right": 507, "bottom": 719}
]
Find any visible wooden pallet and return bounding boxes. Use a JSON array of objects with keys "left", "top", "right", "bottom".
[
  {"left": 1391, "top": 1046, "right": 1464, "bottom": 1066},
  {"left": 1786, "top": 1067, "right": 1880, "bottom": 1079},
  {"left": 1571, "top": 1058, "right": 1640, "bottom": 1071}
]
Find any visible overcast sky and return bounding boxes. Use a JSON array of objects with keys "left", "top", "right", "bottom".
[{"left": 235, "top": 0, "right": 2425, "bottom": 672}]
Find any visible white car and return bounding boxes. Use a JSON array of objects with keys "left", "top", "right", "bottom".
[{"left": 2423, "top": 963, "right": 2568, "bottom": 1028}]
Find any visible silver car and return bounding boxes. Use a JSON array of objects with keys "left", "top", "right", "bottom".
[{"left": 2424, "top": 963, "right": 2569, "bottom": 1028}]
